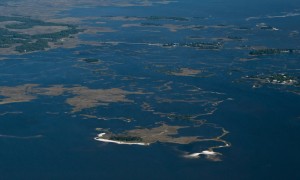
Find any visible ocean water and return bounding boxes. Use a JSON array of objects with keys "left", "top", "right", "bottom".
[{"left": 0, "top": 0, "right": 300, "bottom": 179}]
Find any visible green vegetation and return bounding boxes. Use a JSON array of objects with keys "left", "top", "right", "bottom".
[
  {"left": 0, "top": 28, "right": 30, "bottom": 46},
  {"left": 0, "top": 16, "right": 62, "bottom": 29},
  {"left": 15, "top": 39, "right": 49, "bottom": 52},
  {"left": 109, "top": 135, "right": 143, "bottom": 142},
  {"left": 268, "top": 74, "right": 298, "bottom": 84},
  {"left": 32, "top": 26, "right": 82, "bottom": 41},
  {"left": 244, "top": 73, "right": 299, "bottom": 86},
  {"left": 249, "top": 49, "right": 300, "bottom": 55},
  {"left": 0, "top": 16, "right": 82, "bottom": 53}
]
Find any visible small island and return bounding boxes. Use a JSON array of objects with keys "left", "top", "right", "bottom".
[
  {"left": 249, "top": 49, "right": 300, "bottom": 56},
  {"left": 162, "top": 42, "right": 222, "bottom": 50},
  {"left": 243, "top": 73, "right": 299, "bottom": 86}
]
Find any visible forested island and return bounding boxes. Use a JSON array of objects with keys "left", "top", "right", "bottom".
[{"left": 0, "top": 16, "right": 82, "bottom": 53}]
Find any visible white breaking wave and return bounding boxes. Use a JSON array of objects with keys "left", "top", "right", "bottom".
[{"left": 183, "top": 150, "right": 221, "bottom": 159}]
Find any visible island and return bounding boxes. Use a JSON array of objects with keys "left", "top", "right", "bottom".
[
  {"left": 249, "top": 49, "right": 300, "bottom": 56},
  {"left": 243, "top": 73, "right": 299, "bottom": 86},
  {"left": 162, "top": 42, "right": 222, "bottom": 50},
  {"left": 0, "top": 16, "right": 82, "bottom": 53}
]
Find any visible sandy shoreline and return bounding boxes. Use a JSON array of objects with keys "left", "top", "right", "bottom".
[{"left": 184, "top": 150, "right": 220, "bottom": 159}]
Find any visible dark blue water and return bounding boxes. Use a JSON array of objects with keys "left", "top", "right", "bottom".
[{"left": 1, "top": 0, "right": 300, "bottom": 179}]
